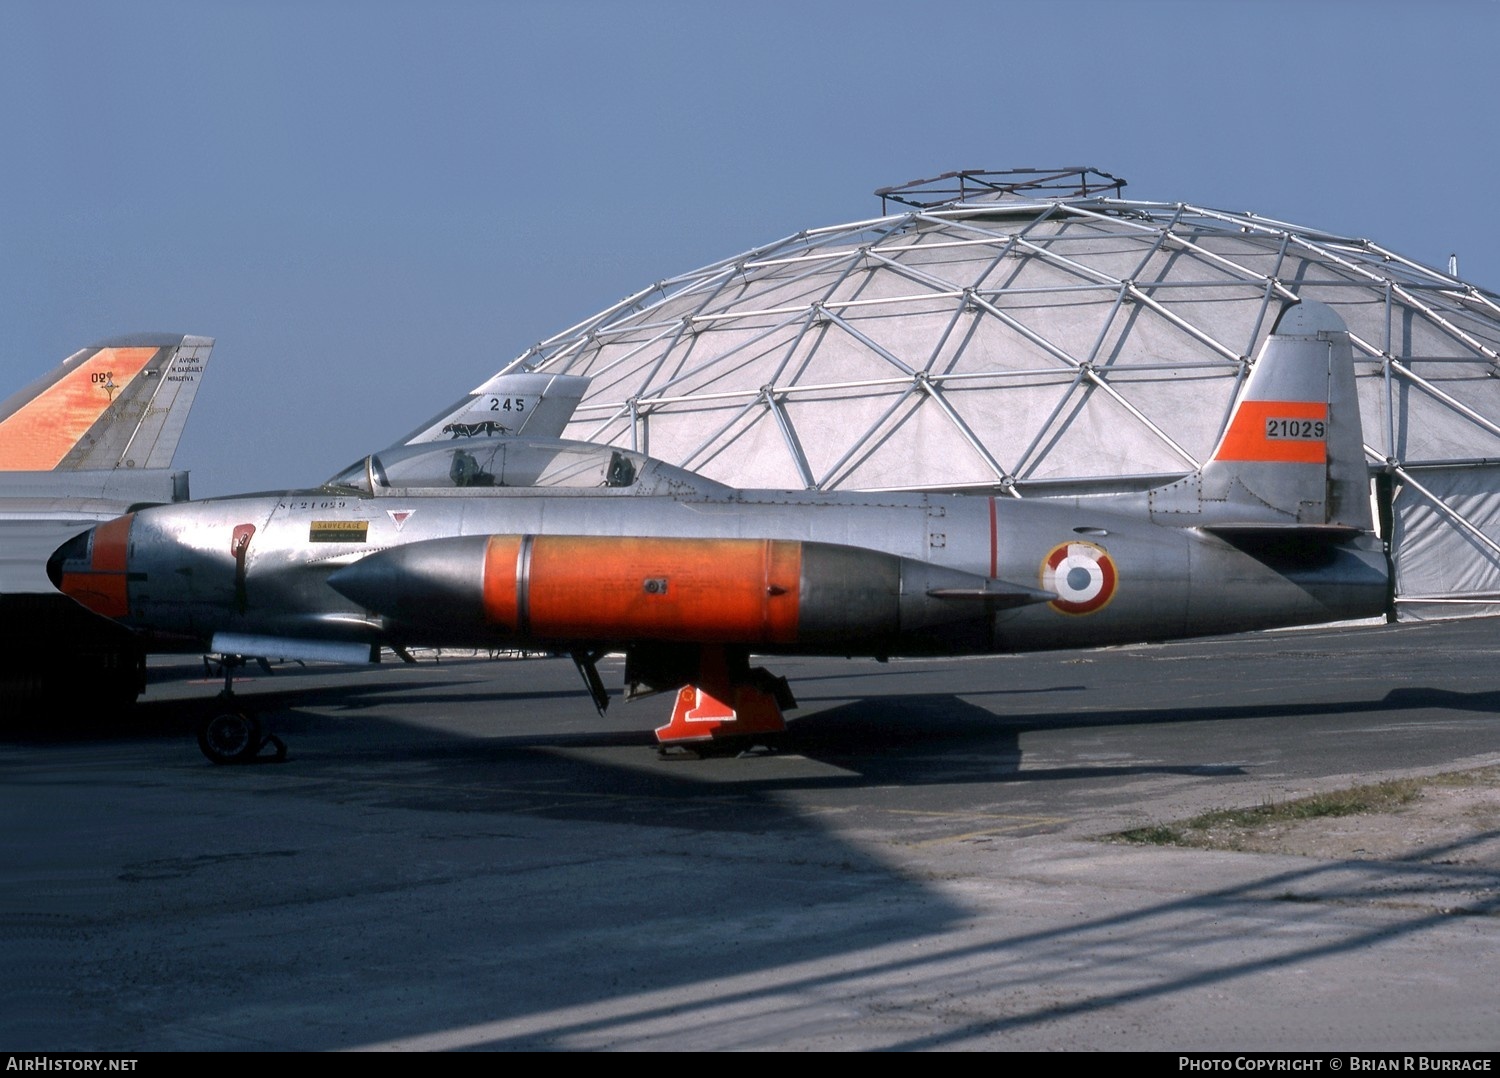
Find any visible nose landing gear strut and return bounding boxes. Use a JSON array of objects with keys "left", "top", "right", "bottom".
[{"left": 196, "top": 654, "right": 286, "bottom": 765}]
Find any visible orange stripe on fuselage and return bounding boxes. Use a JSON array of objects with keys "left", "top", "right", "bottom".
[
  {"left": 60, "top": 513, "right": 134, "bottom": 618},
  {"left": 481, "top": 535, "right": 803, "bottom": 644},
  {"left": 1213, "top": 400, "right": 1328, "bottom": 464},
  {"left": 0, "top": 347, "right": 158, "bottom": 469},
  {"left": 91, "top": 513, "right": 132, "bottom": 572}
]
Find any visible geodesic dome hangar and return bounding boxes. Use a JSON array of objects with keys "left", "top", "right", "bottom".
[{"left": 500, "top": 168, "right": 1500, "bottom": 620}]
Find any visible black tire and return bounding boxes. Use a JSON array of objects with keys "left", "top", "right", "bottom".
[{"left": 197, "top": 711, "right": 261, "bottom": 764}]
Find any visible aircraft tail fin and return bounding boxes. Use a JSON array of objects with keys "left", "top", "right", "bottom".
[
  {"left": 0, "top": 333, "right": 215, "bottom": 472},
  {"left": 1149, "top": 300, "right": 1372, "bottom": 533},
  {"left": 393, "top": 371, "right": 591, "bottom": 448}
]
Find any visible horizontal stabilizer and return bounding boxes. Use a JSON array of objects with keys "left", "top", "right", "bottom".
[{"left": 1202, "top": 523, "right": 1364, "bottom": 542}]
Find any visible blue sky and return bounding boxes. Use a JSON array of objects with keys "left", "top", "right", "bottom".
[{"left": 3, "top": 0, "right": 1497, "bottom": 496}]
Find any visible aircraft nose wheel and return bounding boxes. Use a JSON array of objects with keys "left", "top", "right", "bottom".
[{"left": 196, "top": 709, "right": 286, "bottom": 765}]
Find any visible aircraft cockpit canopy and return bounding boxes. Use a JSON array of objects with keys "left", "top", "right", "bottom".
[{"left": 323, "top": 439, "right": 727, "bottom": 497}]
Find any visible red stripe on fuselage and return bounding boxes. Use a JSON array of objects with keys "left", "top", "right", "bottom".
[{"left": 988, "top": 496, "right": 998, "bottom": 579}]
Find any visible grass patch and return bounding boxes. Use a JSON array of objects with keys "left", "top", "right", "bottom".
[
  {"left": 1428, "top": 765, "right": 1500, "bottom": 789},
  {"left": 1112, "top": 777, "right": 1427, "bottom": 849}
]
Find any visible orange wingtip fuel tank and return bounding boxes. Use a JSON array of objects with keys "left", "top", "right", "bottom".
[
  {"left": 483, "top": 534, "right": 802, "bottom": 643},
  {"left": 327, "top": 533, "right": 1001, "bottom": 650},
  {"left": 56, "top": 512, "right": 135, "bottom": 618}
]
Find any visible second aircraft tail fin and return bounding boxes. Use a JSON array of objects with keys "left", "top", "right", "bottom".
[
  {"left": 393, "top": 371, "right": 591, "bottom": 448},
  {"left": 0, "top": 333, "right": 215, "bottom": 472}
]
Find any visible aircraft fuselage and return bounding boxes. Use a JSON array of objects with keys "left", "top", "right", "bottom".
[{"left": 69, "top": 482, "right": 1387, "bottom": 660}]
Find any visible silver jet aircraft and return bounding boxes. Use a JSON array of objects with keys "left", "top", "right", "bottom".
[{"left": 53, "top": 301, "right": 1387, "bottom": 761}]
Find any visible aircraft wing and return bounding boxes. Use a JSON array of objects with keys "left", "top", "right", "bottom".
[
  {"left": 0, "top": 333, "right": 215, "bottom": 471},
  {"left": 0, "top": 470, "right": 186, "bottom": 594}
]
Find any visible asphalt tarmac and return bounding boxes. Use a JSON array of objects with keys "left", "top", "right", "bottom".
[{"left": 4, "top": 618, "right": 1499, "bottom": 1050}]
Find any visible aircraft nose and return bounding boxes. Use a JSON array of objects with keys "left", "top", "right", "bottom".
[{"left": 48, "top": 513, "right": 135, "bottom": 619}]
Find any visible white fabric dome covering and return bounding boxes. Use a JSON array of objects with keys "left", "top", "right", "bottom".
[{"left": 504, "top": 169, "right": 1500, "bottom": 619}]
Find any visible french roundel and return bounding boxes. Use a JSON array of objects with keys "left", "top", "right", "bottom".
[{"left": 1040, "top": 541, "right": 1118, "bottom": 616}]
